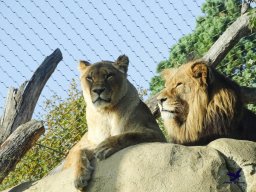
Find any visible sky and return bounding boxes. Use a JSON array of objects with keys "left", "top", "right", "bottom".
[{"left": 0, "top": 0, "right": 205, "bottom": 119}]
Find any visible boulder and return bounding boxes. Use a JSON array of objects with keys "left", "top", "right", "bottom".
[
  {"left": 209, "top": 139, "right": 256, "bottom": 191},
  {"left": 3, "top": 139, "right": 256, "bottom": 192}
]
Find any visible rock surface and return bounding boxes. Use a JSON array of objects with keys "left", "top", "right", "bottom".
[{"left": 3, "top": 139, "right": 256, "bottom": 192}]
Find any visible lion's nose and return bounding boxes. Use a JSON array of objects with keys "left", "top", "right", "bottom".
[
  {"left": 158, "top": 97, "right": 167, "bottom": 105},
  {"left": 92, "top": 87, "right": 105, "bottom": 95}
]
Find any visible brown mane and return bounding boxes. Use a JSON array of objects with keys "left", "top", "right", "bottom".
[{"left": 157, "top": 61, "right": 256, "bottom": 145}]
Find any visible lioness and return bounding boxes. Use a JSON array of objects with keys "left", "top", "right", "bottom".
[
  {"left": 157, "top": 61, "right": 256, "bottom": 145},
  {"left": 63, "top": 55, "right": 166, "bottom": 191}
]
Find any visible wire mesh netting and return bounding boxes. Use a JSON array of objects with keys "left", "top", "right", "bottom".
[
  {"left": 1, "top": 0, "right": 256, "bottom": 189},
  {"left": 0, "top": 0, "right": 205, "bottom": 114}
]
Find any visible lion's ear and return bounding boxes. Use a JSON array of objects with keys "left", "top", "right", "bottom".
[
  {"left": 113, "top": 55, "right": 129, "bottom": 74},
  {"left": 161, "top": 68, "right": 176, "bottom": 80},
  {"left": 78, "top": 60, "right": 91, "bottom": 72},
  {"left": 191, "top": 62, "right": 208, "bottom": 85}
]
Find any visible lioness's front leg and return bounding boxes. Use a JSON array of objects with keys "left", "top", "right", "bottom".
[
  {"left": 63, "top": 133, "right": 95, "bottom": 191},
  {"left": 73, "top": 148, "right": 94, "bottom": 191},
  {"left": 94, "top": 130, "right": 165, "bottom": 160}
]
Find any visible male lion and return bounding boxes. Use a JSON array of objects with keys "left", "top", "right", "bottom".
[
  {"left": 63, "top": 55, "right": 166, "bottom": 191},
  {"left": 157, "top": 61, "right": 256, "bottom": 145}
]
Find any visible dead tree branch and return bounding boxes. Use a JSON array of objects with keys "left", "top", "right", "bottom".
[
  {"left": 202, "top": 13, "right": 254, "bottom": 67},
  {"left": 241, "top": 87, "right": 256, "bottom": 104},
  {"left": 0, "top": 120, "right": 45, "bottom": 183},
  {"left": 146, "top": 93, "right": 160, "bottom": 118},
  {"left": 0, "top": 48, "right": 62, "bottom": 183},
  {"left": 0, "top": 48, "right": 62, "bottom": 144}
]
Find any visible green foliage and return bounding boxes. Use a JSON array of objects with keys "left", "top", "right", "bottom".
[
  {"left": 150, "top": 0, "right": 256, "bottom": 95},
  {"left": 0, "top": 80, "right": 87, "bottom": 190},
  {"left": 249, "top": 9, "right": 256, "bottom": 30}
]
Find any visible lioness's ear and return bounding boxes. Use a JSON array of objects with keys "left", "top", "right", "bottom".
[
  {"left": 191, "top": 62, "right": 208, "bottom": 85},
  {"left": 78, "top": 60, "right": 91, "bottom": 72},
  {"left": 113, "top": 55, "right": 129, "bottom": 73},
  {"left": 161, "top": 68, "right": 176, "bottom": 80}
]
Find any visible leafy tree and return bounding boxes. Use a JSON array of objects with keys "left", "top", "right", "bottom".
[
  {"left": 150, "top": 0, "right": 256, "bottom": 95},
  {"left": 0, "top": 80, "right": 87, "bottom": 190}
]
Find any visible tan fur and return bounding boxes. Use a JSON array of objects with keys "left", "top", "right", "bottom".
[
  {"left": 157, "top": 61, "right": 256, "bottom": 145},
  {"left": 63, "top": 55, "right": 166, "bottom": 191}
]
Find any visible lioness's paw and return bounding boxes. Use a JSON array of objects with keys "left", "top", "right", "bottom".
[
  {"left": 94, "top": 144, "right": 116, "bottom": 160},
  {"left": 74, "top": 177, "right": 88, "bottom": 191},
  {"left": 74, "top": 159, "right": 94, "bottom": 191}
]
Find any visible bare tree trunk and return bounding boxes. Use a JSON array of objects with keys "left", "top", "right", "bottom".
[
  {"left": 0, "top": 48, "right": 62, "bottom": 144},
  {"left": 241, "top": 87, "right": 256, "bottom": 104},
  {"left": 0, "top": 120, "right": 45, "bottom": 183},
  {"left": 202, "top": 13, "right": 254, "bottom": 67},
  {"left": 145, "top": 93, "right": 160, "bottom": 118},
  {"left": 0, "top": 48, "right": 62, "bottom": 183}
]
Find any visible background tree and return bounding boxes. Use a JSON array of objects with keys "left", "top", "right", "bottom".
[{"left": 150, "top": 0, "right": 256, "bottom": 97}]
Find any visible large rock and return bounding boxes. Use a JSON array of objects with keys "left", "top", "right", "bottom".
[
  {"left": 3, "top": 139, "right": 256, "bottom": 192},
  {"left": 209, "top": 139, "right": 256, "bottom": 191}
]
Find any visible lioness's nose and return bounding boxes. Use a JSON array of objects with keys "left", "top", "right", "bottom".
[{"left": 92, "top": 87, "right": 105, "bottom": 95}]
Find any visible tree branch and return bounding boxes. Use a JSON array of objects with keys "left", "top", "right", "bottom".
[
  {"left": 145, "top": 94, "right": 160, "bottom": 118},
  {"left": 0, "top": 120, "right": 45, "bottom": 183},
  {"left": 241, "top": 87, "right": 256, "bottom": 103},
  {"left": 0, "top": 49, "right": 62, "bottom": 144},
  {"left": 0, "top": 49, "right": 62, "bottom": 182},
  {"left": 241, "top": 0, "right": 250, "bottom": 14},
  {"left": 202, "top": 13, "right": 254, "bottom": 67}
]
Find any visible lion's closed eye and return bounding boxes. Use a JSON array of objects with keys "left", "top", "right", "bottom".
[
  {"left": 175, "top": 83, "right": 185, "bottom": 92},
  {"left": 175, "top": 82, "right": 183, "bottom": 88}
]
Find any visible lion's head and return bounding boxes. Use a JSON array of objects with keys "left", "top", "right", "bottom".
[
  {"left": 157, "top": 61, "right": 243, "bottom": 145},
  {"left": 78, "top": 55, "right": 129, "bottom": 110}
]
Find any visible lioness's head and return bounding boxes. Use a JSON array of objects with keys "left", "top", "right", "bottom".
[
  {"left": 157, "top": 61, "right": 213, "bottom": 143},
  {"left": 79, "top": 55, "right": 129, "bottom": 110}
]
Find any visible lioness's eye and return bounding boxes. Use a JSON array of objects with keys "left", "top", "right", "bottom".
[
  {"left": 106, "top": 73, "right": 114, "bottom": 79},
  {"left": 86, "top": 76, "right": 93, "bottom": 82}
]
